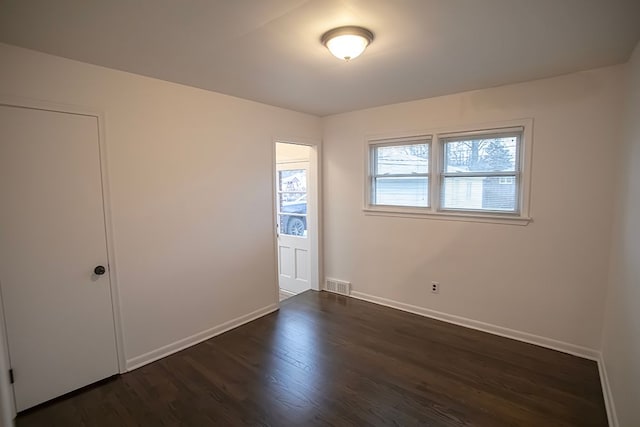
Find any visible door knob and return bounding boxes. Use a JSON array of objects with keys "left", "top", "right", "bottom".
[{"left": 94, "top": 265, "right": 106, "bottom": 275}]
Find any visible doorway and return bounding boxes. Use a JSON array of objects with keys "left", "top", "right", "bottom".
[
  {"left": 0, "top": 103, "right": 120, "bottom": 412},
  {"left": 275, "top": 142, "right": 319, "bottom": 301}
]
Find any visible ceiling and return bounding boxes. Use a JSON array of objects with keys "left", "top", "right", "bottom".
[{"left": 1, "top": 0, "right": 639, "bottom": 116}]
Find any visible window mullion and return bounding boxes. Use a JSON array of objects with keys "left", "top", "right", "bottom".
[{"left": 431, "top": 135, "right": 441, "bottom": 212}]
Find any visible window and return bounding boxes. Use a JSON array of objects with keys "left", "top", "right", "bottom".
[
  {"left": 441, "top": 132, "right": 520, "bottom": 213},
  {"left": 277, "top": 169, "right": 308, "bottom": 236},
  {"left": 365, "top": 121, "right": 532, "bottom": 224},
  {"left": 370, "top": 140, "right": 430, "bottom": 207}
]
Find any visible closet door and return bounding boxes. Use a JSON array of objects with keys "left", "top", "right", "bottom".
[{"left": 0, "top": 105, "right": 118, "bottom": 411}]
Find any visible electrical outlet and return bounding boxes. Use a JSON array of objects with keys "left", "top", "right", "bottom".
[{"left": 431, "top": 281, "right": 440, "bottom": 294}]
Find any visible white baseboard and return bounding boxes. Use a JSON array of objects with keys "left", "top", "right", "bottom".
[
  {"left": 597, "top": 355, "right": 618, "bottom": 427},
  {"left": 350, "top": 291, "right": 600, "bottom": 360},
  {"left": 125, "top": 303, "right": 279, "bottom": 371},
  {"left": 279, "top": 288, "right": 296, "bottom": 300}
]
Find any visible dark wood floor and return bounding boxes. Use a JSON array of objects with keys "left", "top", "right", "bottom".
[{"left": 16, "top": 290, "right": 607, "bottom": 426}]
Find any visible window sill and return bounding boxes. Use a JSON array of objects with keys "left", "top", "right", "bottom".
[{"left": 363, "top": 206, "right": 532, "bottom": 226}]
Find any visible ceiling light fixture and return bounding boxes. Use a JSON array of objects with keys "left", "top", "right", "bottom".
[{"left": 321, "top": 26, "right": 374, "bottom": 61}]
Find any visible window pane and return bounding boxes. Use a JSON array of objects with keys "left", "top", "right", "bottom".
[
  {"left": 375, "top": 177, "right": 429, "bottom": 207},
  {"left": 279, "top": 193, "right": 307, "bottom": 236},
  {"left": 441, "top": 176, "right": 517, "bottom": 212},
  {"left": 279, "top": 192, "right": 305, "bottom": 205},
  {"left": 375, "top": 143, "right": 429, "bottom": 175},
  {"left": 278, "top": 168, "right": 308, "bottom": 237},
  {"left": 279, "top": 214, "right": 307, "bottom": 237},
  {"left": 444, "top": 136, "right": 517, "bottom": 173},
  {"left": 279, "top": 169, "right": 306, "bottom": 192}
]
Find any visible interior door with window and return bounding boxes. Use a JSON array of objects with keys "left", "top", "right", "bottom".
[
  {"left": 276, "top": 162, "right": 311, "bottom": 296},
  {"left": 0, "top": 104, "right": 118, "bottom": 411}
]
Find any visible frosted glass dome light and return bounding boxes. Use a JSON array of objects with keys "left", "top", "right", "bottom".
[{"left": 321, "top": 26, "right": 374, "bottom": 61}]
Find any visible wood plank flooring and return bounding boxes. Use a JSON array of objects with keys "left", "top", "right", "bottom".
[{"left": 16, "top": 290, "right": 608, "bottom": 426}]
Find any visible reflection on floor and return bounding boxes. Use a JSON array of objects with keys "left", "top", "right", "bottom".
[{"left": 16, "top": 290, "right": 608, "bottom": 426}]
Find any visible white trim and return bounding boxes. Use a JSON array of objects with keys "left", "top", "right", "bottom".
[
  {"left": 439, "top": 126, "right": 524, "bottom": 139},
  {"left": 277, "top": 158, "right": 309, "bottom": 164},
  {"left": 306, "top": 143, "right": 322, "bottom": 292},
  {"left": 97, "top": 112, "right": 128, "bottom": 374},
  {"left": 368, "top": 135, "right": 432, "bottom": 145},
  {"left": 279, "top": 288, "right": 297, "bottom": 301},
  {"left": 279, "top": 288, "right": 297, "bottom": 297},
  {"left": 363, "top": 207, "right": 532, "bottom": 225},
  {"left": 271, "top": 140, "right": 280, "bottom": 303},
  {"left": 350, "top": 291, "right": 599, "bottom": 360},
  {"left": 126, "top": 304, "right": 279, "bottom": 371},
  {"left": 597, "top": 355, "right": 619, "bottom": 427},
  {"left": 0, "top": 283, "right": 16, "bottom": 422},
  {"left": 0, "top": 94, "right": 100, "bottom": 118},
  {"left": 364, "top": 118, "right": 534, "bottom": 142}
]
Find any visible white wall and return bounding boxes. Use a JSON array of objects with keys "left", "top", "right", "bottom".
[
  {"left": 0, "top": 43, "right": 321, "bottom": 367},
  {"left": 601, "top": 41, "right": 640, "bottom": 427},
  {"left": 322, "top": 65, "right": 625, "bottom": 351}
]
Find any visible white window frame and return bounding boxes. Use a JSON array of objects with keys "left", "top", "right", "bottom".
[
  {"left": 364, "top": 119, "right": 533, "bottom": 225},
  {"left": 369, "top": 137, "right": 432, "bottom": 208}
]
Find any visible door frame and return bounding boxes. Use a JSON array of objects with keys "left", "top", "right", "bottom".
[
  {"left": 0, "top": 96, "right": 127, "bottom": 416},
  {"left": 272, "top": 138, "right": 322, "bottom": 301}
]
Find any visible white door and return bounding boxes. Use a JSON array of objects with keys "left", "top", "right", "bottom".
[
  {"left": 276, "top": 162, "right": 311, "bottom": 295},
  {"left": 0, "top": 105, "right": 118, "bottom": 411}
]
